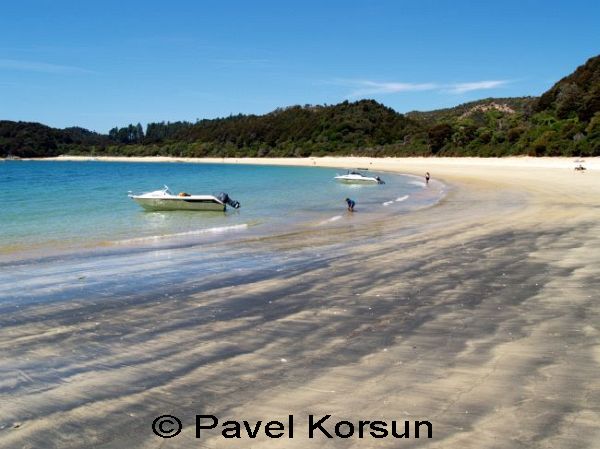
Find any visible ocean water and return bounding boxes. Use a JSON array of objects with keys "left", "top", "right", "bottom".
[{"left": 0, "top": 160, "right": 442, "bottom": 257}]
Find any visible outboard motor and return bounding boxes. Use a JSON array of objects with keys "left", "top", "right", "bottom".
[{"left": 217, "top": 192, "right": 240, "bottom": 209}]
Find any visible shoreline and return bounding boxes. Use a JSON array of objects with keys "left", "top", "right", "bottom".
[
  {"left": 1, "top": 156, "right": 600, "bottom": 448},
  {"left": 20, "top": 154, "right": 600, "bottom": 202},
  {"left": 29, "top": 154, "right": 600, "bottom": 208},
  {"left": 26, "top": 153, "right": 600, "bottom": 170},
  {"left": 25, "top": 155, "right": 600, "bottom": 198}
]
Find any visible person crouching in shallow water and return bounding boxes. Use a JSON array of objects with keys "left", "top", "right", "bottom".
[
  {"left": 425, "top": 172, "right": 431, "bottom": 185},
  {"left": 345, "top": 198, "right": 355, "bottom": 212}
]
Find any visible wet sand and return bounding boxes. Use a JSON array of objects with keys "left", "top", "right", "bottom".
[{"left": 1, "top": 157, "right": 599, "bottom": 448}]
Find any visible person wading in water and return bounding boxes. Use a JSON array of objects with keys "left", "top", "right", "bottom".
[{"left": 345, "top": 198, "right": 355, "bottom": 212}]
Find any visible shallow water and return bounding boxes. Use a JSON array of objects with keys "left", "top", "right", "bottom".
[{"left": 0, "top": 161, "right": 443, "bottom": 258}]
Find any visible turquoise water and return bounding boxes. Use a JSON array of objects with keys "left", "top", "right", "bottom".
[{"left": 0, "top": 160, "right": 439, "bottom": 256}]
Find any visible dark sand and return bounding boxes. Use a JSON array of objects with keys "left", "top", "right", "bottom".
[{"left": 1, "top": 158, "right": 599, "bottom": 448}]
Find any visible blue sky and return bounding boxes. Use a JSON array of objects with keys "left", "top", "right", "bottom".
[{"left": 1, "top": 0, "right": 598, "bottom": 132}]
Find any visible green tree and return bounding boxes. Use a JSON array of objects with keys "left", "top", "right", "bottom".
[{"left": 427, "top": 123, "right": 453, "bottom": 153}]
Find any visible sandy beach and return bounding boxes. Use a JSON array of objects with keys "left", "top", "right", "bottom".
[{"left": 1, "top": 156, "right": 599, "bottom": 448}]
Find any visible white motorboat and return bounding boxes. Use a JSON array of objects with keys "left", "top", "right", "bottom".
[
  {"left": 334, "top": 170, "right": 385, "bottom": 184},
  {"left": 128, "top": 186, "right": 240, "bottom": 211}
]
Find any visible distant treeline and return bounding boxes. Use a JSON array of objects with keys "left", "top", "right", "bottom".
[{"left": 2, "top": 55, "right": 599, "bottom": 159}]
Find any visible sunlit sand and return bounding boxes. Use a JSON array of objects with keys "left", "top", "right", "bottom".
[{"left": 1, "top": 156, "right": 599, "bottom": 448}]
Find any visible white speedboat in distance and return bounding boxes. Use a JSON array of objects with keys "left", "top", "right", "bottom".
[
  {"left": 334, "top": 170, "right": 385, "bottom": 184},
  {"left": 129, "top": 186, "right": 240, "bottom": 211}
]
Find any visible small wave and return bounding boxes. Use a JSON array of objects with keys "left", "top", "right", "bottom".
[
  {"left": 319, "top": 215, "right": 342, "bottom": 225},
  {"left": 382, "top": 201, "right": 394, "bottom": 206},
  {"left": 395, "top": 195, "right": 409, "bottom": 202},
  {"left": 114, "top": 224, "right": 249, "bottom": 244},
  {"left": 409, "top": 181, "right": 426, "bottom": 188}
]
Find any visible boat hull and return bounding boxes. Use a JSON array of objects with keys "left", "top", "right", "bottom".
[
  {"left": 132, "top": 197, "right": 226, "bottom": 211},
  {"left": 334, "top": 177, "right": 380, "bottom": 184}
]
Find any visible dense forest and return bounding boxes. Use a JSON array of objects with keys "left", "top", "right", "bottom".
[{"left": 2, "top": 55, "right": 599, "bottom": 159}]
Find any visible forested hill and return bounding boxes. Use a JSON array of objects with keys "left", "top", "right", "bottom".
[
  {"left": 0, "top": 122, "right": 109, "bottom": 158},
  {"left": 405, "top": 97, "right": 536, "bottom": 125},
  {"left": 2, "top": 54, "right": 599, "bottom": 158}
]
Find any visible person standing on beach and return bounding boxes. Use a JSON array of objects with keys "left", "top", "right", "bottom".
[
  {"left": 425, "top": 172, "right": 431, "bottom": 185},
  {"left": 345, "top": 198, "right": 355, "bottom": 212}
]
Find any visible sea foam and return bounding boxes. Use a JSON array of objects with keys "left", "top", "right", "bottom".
[
  {"left": 319, "top": 215, "right": 342, "bottom": 225},
  {"left": 115, "top": 224, "right": 249, "bottom": 244}
]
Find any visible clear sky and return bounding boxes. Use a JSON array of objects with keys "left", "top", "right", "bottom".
[{"left": 1, "top": 0, "right": 598, "bottom": 132}]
